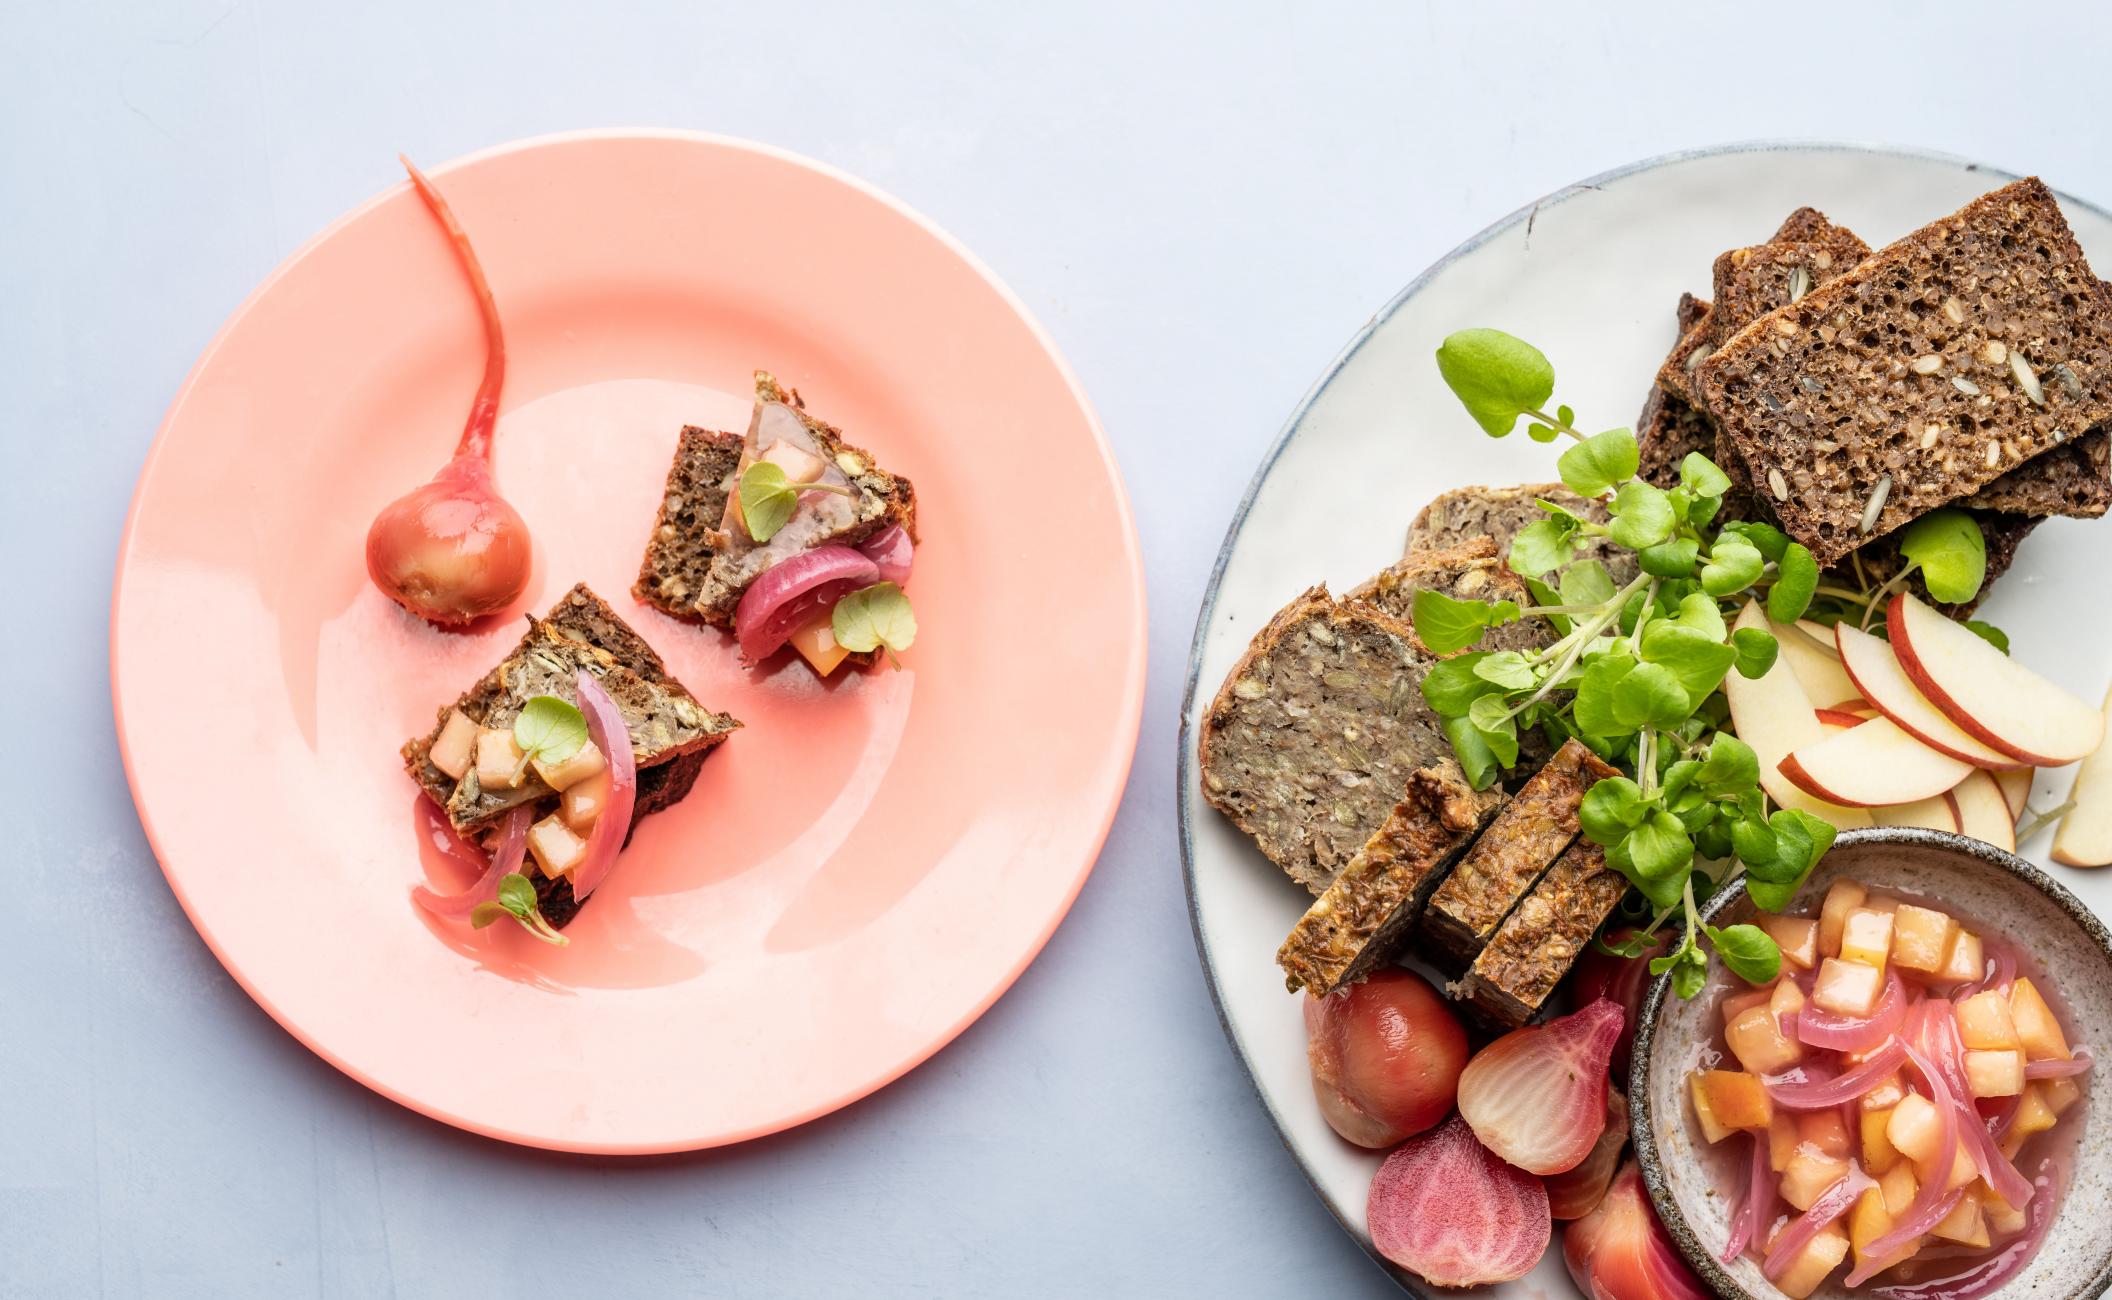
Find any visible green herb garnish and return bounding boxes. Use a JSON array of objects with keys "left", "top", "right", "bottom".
[
  {"left": 1424, "top": 328, "right": 1890, "bottom": 995},
  {"left": 513, "top": 695, "right": 588, "bottom": 767},
  {"left": 739, "top": 462, "right": 855, "bottom": 544},
  {"left": 469, "top": 872, "right": 569, "bottom": 946},
  {"left": 1898, "top": 508, "right": 1989, "bottom": 606},
  {"left": 831, "top": 582, "right": 917, "bottom": 664}
]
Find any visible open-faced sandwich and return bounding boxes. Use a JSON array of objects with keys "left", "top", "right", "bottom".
[{"left": 635, "top": 372, "right": 919, "bottom": 675}]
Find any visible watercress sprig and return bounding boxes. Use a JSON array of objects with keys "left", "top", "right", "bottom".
[
  {"left": 470, "top": 872, "right": 569, "bottom": 946},
  {"left": 740, "top": 462, "right": 855, "bottom": 544},
  {"left": 832, "top": 582, "right": 917, "bottom": 664}
]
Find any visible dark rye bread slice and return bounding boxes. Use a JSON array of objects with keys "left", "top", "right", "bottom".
[
  {"left": 1199, "top": 588, "right": 1456, "bottom": 894},
  {"left": 1350, "top": 535, "right": 1555, "bottom": 659},
  {"left": 402, "top": 584, "right": 740, "bottom": 835},
  {"left": 692, "top": 372, "right": 918, "bottom": 627},
  {"left": 1659, "top": 214, "right": 1871, "bottom": 405},
  {"left": 1418, "top": 738, "right": 1617, "bottom": 975},
  {"left": 634, "top": 427, "right": 743, "bottom": 621},
  {"left": 1404, "top": 485, "right": 1636, "bottom": 583},
  {"left": 1453, "top": 838, "right": 1627, "bottom": 1029},
  {"left": 1696, "top": 178, "right": 2112, "bottom": 567},
  {"left": 1276, "top": 760, "right": 1505, "bottom": 997}
]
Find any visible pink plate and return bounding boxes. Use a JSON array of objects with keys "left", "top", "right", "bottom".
[{"left": 110, "top": 131, "right": 1145, "bottom": 1153}]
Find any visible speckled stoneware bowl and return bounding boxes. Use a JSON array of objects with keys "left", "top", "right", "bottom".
[{"left": 1630, "top": 827, "right": 2112, "bottom": 1299}]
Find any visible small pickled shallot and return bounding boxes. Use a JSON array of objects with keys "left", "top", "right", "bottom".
[
  {"left": 1763, "top": 1167, "right": 1872, "bottom": 1282},
  {"left": 1458, "top": 999, "right": 1624, "bottom": 1175},
  {"left": 2026, "top": 1048, "right": 2093, "bottom": 1080},
  {"left": 1765, "top": 1036, "right": 1908, "bottom": 1109},
  {"left": 1867, "top": 1153, "right": 2061, "bottom": 1300},
  {"left": 1799, "top": 969, "right": 1905, "bottom": 1052},
  {"left": 565, "top": 672, "right": 638, "bottom": 901},
  {"left": 732, "top": 545, "right": 879, "bottom": 661},
  {"left": 1368, "top": 1114, "right": 1549, "bottom": 1286},
  {"left": 412, "top": 803, "right": 530, "bottom": 918},
  {"left": 858, "top": 524, "right": 914, "bottom": 587},
  {"left": 1720, "top": 1129, "right": 1774, "bottom": 1264}
]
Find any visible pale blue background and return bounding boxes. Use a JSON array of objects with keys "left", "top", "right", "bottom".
[{"left": 9, "top": 2, "right": 2111, "bottom": 1296}]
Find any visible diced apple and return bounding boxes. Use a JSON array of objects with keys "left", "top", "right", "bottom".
[
  {"left": 1690, "top": 1074, "right": 1732, "bottom": 1145},
  {"left": 2054, "top": 686, "right": 2112, "bottom": 867},
  {"left": 1930, "top": 1195, "right": 1990, "bottom": 1249},
  {"left": 1798, "top": 1110, "right": 1850, "bottom": 1158},
  {"left": 1888, "top": 904, "right": 1954, "bottom": 976},
  {"left": 1820, "top": 880, "right": 1867, "bottom": 958},
  {"left": 532, "top": 738, "right": 605, "bottom": 792},
  {"left": 1955, "top": 991, "right": 2021, "bottom": 1050},
  {"left": 1860, "top": 1108, "right": 1900, "bottom": 1174},
  {"left": 1781, "top": 714, "right": 1973, "bottom": 808},
  {"left": 1937, "top": 929, "right": 1984, "bottom": 985},
  {"left": 1965, "top": 1049, "right": 2025, "bottom": 1099},
  {"left": 1950, "top": 769, "right": 2018, "bottom": 854},
  {"left": 527, "top": 814, "right": 587, "bottom": 879},
  {"left": 1781, "top": 1147, "right": 1850, "bottom": 1212},
  {"left": 1725, "top": 602, "right": 1875, "bottom": 832},
  {"left": 1813, "top": 957, "right": 1883, "bottom": 1017},
  {"left": 2010, "top": 978, "right": 2073, "bottom": 1061},
  {"left": 1888, "top": 591, "right": 2107, "bottom": 766},
  {"left": 1769, "top": 978, "right": 1807, "bottom": 1024},
  {"left": 2043, "top": 1074, "right": 2082, "bottom": 1117},
  {"left": 2001, "top": 1085, "right": 2059, "bottom": 1163},
  {"left": 1886, "top": 1094, "right": 1943, "bottom": 1168},
  {"left": 559, "top": 768, "right": 612, "bottom": 833},
  {"left": 474, "top": 727, "right": 527, "bottom": 790},
  {"left": 1840, "top": 908, "right": 1896, "bottom": 973},
  {"left": 1727, "top": 1005, "right": 1804, "bottom": 1074},
  {"left": 1722, "top": 986, "right": 1774, "bottom": 1025},
  {"left": 1775, "top": 616, "right": 1861, "bottom": 710},
  {"left": 1849, "top": 1185, "right": 1892, "bottom": 1260},
  {"left": 429, "top": 709, "right": 478, "bottom": 780},
  {"left": 1879, "top": 1163, "right": 1918, "bottom": 1217},
  {"left": 1996, "top": 766, "right": 2033, "bottom": 821},
  {"left": 1770, "top": 1113, "right": 1798, "bottom": 1171},
  {"left": 1764, "top": 916, "right": 1821, "bottom": 970},
  {"left": 789, "top": 615, "right": 854, "bottom": 677},
  {"left": 1772, "top": 1221, "right": 1850, "bottom": 1300},
  {"left": 1860, "top": 1072, "right": 1906, "bottom": 1111},
  {"left": 1978, "top": 1183, "right": 2028, "bottom": 1236},
  {"left": 1932, "top": 1143, "right": 1978, "bottom": 1194},
  {"left": 1870, "top": 793, "right": 1963, "bottom": 834},
  {"left": 1696, "top": 1070, "right": 1773, "bottom": 1133},
  {"left": 1836, "top": 622, "right": 2022, "bottom": 767},
  {"left": 758, "top": 437, "right": 828, "bottom": 484}
]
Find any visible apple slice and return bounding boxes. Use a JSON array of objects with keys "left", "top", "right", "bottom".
[
  {"left": 2052, "top": 687, "right": 2112, "bottom": 867},
  {"left": 1725, "top": 603, "right": 1872, "bottom": 831},
  {"left": 1888, "top": 593, "right": 2106, "bottom": 765},
  {"left": 1870, "top": 794, "right": 1962, "bottom": 834},
  {"left": 1816, "top": 709, "right": 1868, "bottom": 730},
  {"left": 1950, "top": 769, "right": 2017, "bottom": 854},
  {"left": 1774, "top": 617, "right": 1861, "bottom": 709},
  {"left": 1835, "top": 623, "right": 2021, "bottom": 769},
  {"left": 1995, "top": 768, "right": 2032, "bottom": 823},
  {"left": 1780, "top": 716, "right": 1971, "bottom": 808}
]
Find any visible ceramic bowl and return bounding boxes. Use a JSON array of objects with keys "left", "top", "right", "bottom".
[{"left": 1630, "top": 827, "right": 2112, "bottom": 1299}]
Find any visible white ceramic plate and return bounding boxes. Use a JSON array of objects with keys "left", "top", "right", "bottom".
[{"left": 1177, "top": 143, "right": 2112, "bottom": 1296}]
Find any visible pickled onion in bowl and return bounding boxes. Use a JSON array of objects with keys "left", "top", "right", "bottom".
[{"left": 733, "top": 545, "right": 880, "bottom": 660}]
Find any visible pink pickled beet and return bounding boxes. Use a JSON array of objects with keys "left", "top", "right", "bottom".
[
  {"left": 365, "top": 157, "right": 533, "bottom": 627},
  {"left": 1304, "top": 967, "right": 1468, "bottom": 1148},
  {"left": 1458, "top": 998, "right": 1625, "bottom": 1175},
  {"left": 1568, "top": 929, "right": 1667, "bottom": 1083},
  {"left": 1547, "top": 1085, "right": 1630, "bottom": 1221},
  {"left": 1367, "top": 1114, "right": 1549, "bottom": 1287},
  {"left": 1564, "top": 1160, "right": 1710, "bottom": 1300}
]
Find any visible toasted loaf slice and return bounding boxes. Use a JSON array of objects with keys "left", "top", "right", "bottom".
[
  {"left": 1965, "top": 424, "right": 2110, "bottom": 517},
  {"left": 1351, "top": 536, "right": 1556, "bottom": 659},
  {"left": 1418, "top": 738, "right": 1617, "bottom": 974},
  {"left": 1452, "top": 838, "right": 1627, "bottom": 1028},
  {"left": 691, "top": 372, "right": 918, "bottom": 627},
  {"left": 1696, "top": 178, "right": 2112, "bottom": 566},
  {"left": 1276, "top": 760, "right": 1505, "bottom": 997},
  {"left": 634, "top": 427, "right": 743, "bottom": 621}
]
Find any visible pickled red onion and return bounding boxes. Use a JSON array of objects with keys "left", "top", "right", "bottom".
[
  {"left": 1799, "top": 970, "right": 1905, "bottom": 1052},
  {"left": 1857, "top": 1026, "right": 1964, "bottom": 1272},
  {"left": 858, "top": 524, "right": 913, "bottom": 586},
  {"left": 1763, "top": 1168, "right": 1871, "bottom": 1281},
  {"left": 2025, "top": 1048, "right": 2092, "bottom": 1080},
  {"left": 566, "top": 671, "right": 638, "bottom": 902},
  {"left": 1922, "top": 1000, "right": 2035, "bottom": 1210},
  {"left": 1955, "top": 940, "right": 2017, "bottom": 998},
  {"left": 732, "top": 545, "right": 879, "bottom": 660},
  {"left": 1868, "top": 1152, "right": 2061, "bottom": 1300},
  {"left": 412, "top": 803, "right": 531, "bottom": 918},
  {"left": 1720, "top": 1130, "right": 1772, "bottom": 1264},
  {"left": 1765, "top": 1036, "right": 1907, "bottom": 1109}
]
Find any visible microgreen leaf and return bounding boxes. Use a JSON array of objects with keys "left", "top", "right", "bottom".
[
  {"left": 513, "top": 695, "right": 588, "bottom": 765},
  {"left": 1579, "top": 776, "right": 1648, "bottom": 845},
  {"left": 1640, "top": 622, "right": 1736, "bottom": 705},
  {"left": 1725, "top": 521, "right": 1791, "bottom": 564},
  {"left": 1560, "top": 559, "right": 1616, "bottom": 609},
  {"left": 1730, "top": 627, "right": 1780, "bottom": 679},
  {"left": 1435, "top": 329, "right": 1556, "bottom": 436},
  {"left": 1900, "top": 508, "right": 1988, "bottom": 605},
  {"left": 738, "top": 463, "right": 801, "bottom": 544},
  {"left": 1964, "top": 620, "right": 2011, "bottom": 655},
  {"left": 1706, "top": 923, "right": 1782, "bottom": 986},
  {"left": 1700, "top": 538, "right": 1765, "bottom": 598},
  {"left": 1421, "top": 655, "right": 1500, "bottom": 717},
  {"left": 1679, "top": 453, "right": 1733, "bottom": 498},
  {"left": 1612, "top": 661, "right": 1690, "bottom": 729},
  {"left": 1696, "top": 733, "right": 1759, "bottom": 796},
  {"left": 1638, "top": 537, "right": 1700, "bottom": 579},
  {"left": 1559, "top": 429, "right": 1642, "bottom": 498},
  {"left": 1411, "top": 590, "right": 1519, "bottom": 654},
  {"left": 832, "top": 582, "right": 918, "bottom": 659},
  {"left": 1606, "top": 481, "right": 1675, "bottom": 549},
  {"left": 1669, "top": 592, "right": 1728, "bottom": 643},
  {"left": 1769, "top": 543, "right": 1820, "bottom": 623},
  {"left": 1443, "top": 715, "right": 1501, "bottom": 790},
  {"left": 1472, "top": 651, "right": 1537, "bottom": 691},
  {"left": 473, "top": 873, "right": 570, "bottom": 946},
  {"left": 1572, "top": 653, "right": 1638, "bottom": 740},
  {"left": 1622, "top": 811, "right": 1694, "bottom": 908},
  {"left": 1508, "top": 518, "right": 1578, "bottom": 578}
]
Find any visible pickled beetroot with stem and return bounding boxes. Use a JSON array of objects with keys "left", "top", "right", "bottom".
[
  {"left": 1458, "top": 998, "right": 1624, "bottom": 1175},
  {"left": 364, "top": 156, "right": 533, "bottom": 626},
  {"left": 1303, "top": 968, "right": 1467, "bottom": 1148},
  {"left": 1367, "top": 1114, "right": 1549, "bottom": 1287}
]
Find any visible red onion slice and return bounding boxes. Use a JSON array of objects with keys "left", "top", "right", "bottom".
[
  {"left": 1799, "top": 970, "right": 1906, "bottom": 1052},
  {"left": 1720, "top": 1130, "right": 1772, "bottom": 1264},
  {"left": 1763, "top": 1168, "right": 1871, "bottom": 1281},
  {"left": 857, "top": 524, "right": 913, "bottom": 587},
  {"left": 1857, "top": 1022, "right": 1965, "bottom": 1272},
  {"left": 1922, "top": 1000, "right": 2035, "bottom": 1210},
  {"left": 566, "top": 671, "right": 639, "bottom": 902},
  {"left": 1765, "top": 1037, "right": 1908, "bottom": 1109},
  {"left": 1868, "top": 1152, "right": 2062, "bottom": 1300},
  {"left": 2025, "top": 1048, "right": 2093, "bottom": 1080},
  {"left": 732, "top": 545, "right": 880, "bottom": 660},
  {"left": 1955, "top": 939, "right": 2018, "bottom": 999},
  {"left": 412, "top": 803, "right": 531, "bottom": 919}
]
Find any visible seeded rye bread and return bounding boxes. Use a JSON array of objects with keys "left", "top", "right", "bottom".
[
  {"left": 1639, "top": 294, "right": 1736, "bottom": 500},
  {"left": 1418, "top": 737, "right": 1616, "bottom": 975},
  {"left": 634, "top": 427, "right": 743, "bottom": 621},
  {"left": 1276, "top": 759, "right": 1505, "bottom": 997},
  {"left": 1454, "top": 837, "right": 1627, "bottom": 1028},
  {"left": 1695, "top": 178, "right": 2112, "bottom": 567},
  {"left": 690, "top": 372, "right": 918, "bottom": 626}
]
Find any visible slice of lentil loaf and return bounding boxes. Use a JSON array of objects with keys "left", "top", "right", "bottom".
[
  {"left": 634, "top": 427, "right": 743, "bottom": 621},
  {"left": 1404, "top": 484, "right": 1635, "bottom": 583},
  {"left": 1452, "top": 838, "right": 1627, "bottom": 1029},
  {"left": 1350, "top": 536, "right": 1555, "bottom": 659},
  {"left": 1276, "top": 759, "right": 1505, "bottom": 997},
  {"left": 1695, "top": 178, "right": 2112, "bottom": 567},
  {"left": 1199, "top": 587, "right": 1457, "bottom": 894},
  {"left": 1418, "top": 738, "right": 1617, "bottom": 974}
]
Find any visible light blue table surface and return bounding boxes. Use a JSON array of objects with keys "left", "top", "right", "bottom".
[{"left": 10, "top": 2, "right": 2111, "bottom": 1295}]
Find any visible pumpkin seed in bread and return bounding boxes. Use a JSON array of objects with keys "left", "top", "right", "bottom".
[{"left": 634, "top": 427, "right": 742, "bottom": 621}]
